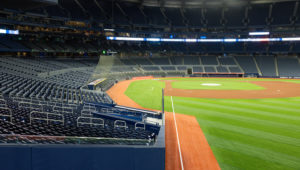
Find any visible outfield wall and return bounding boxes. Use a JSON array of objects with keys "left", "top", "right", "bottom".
[
  {"left": 0, "top": 126, "right": 165, "bottom": 170},
  {"left": 0, "top": 139, "right": 165, "bottom": 170}
]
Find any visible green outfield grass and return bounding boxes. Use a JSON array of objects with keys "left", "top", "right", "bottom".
[
  {"left": 125, "top": 78, "right": 300, "bottom": 170},
  {"left": 125, "top": 79, "right": 165, "bottom": 109}
]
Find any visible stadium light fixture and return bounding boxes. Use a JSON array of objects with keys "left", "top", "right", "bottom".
[
  {"left": 0, "top": 29, "right": 5, "bottom": 34},
  {"left": 249, "top": 32, "right": 270, "bottom": 36},
  {"left": 0, "top": 29, "right": 19, "bottom": 35},
  {"left": 146, "top": 38, "right": 161, "bottom": 42},
  {"left": 115, "top": 37, "right": 144, "bottom": 41},
  {"left": 238, "top": 38, "right": 269, "bottom": 42},
  {"left": 198, "top": 39, "right": 223, "bottom": 42},
  {"left": 161, "top": 38, "right": 184, "bottom": 42},
  {"left": 223, "top": 39, "right": 237, "bottom": 42},
  {"left": 238, "top": 38, "right": 281, "bottom": 42},
  {"left": 282, "top": 37, "right": 300, "bottom": 41},
  {"left": 104, "top": 28, "right": 115, "bottom": 32},
  {"left": 185, "top": 39, "right": 197, "bottom": 42},
  {"left": 268, "top": 38, "right": 281, "bottom": 42},
  {"left": 106, "top": 36, "right": 115, "bottom": 40},
  {"left": 106, "top": 36, "right": 300, "bottom": 43}
]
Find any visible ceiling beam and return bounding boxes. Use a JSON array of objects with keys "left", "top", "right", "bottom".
[
  {"left": 120, "top": 0, "right": 298, "bottom": 8},
  {"left": 93, "top": 0, "right": 109, "bottom": 19}
]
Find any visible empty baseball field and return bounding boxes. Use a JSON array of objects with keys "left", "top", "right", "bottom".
[{"left": 109, "top": 78, "right": 300, "bottom": 170}]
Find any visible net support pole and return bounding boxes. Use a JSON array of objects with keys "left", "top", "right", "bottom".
[
  {"left": 162, "top": 88, "right": 165, "bottom": 125},
  {"left": 162, "top": 88, "right": 164, "bottom": 114}
]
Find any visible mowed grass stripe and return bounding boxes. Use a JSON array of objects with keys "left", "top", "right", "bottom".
[
  {"left": 204, "top": 127, "right": 300, "bottom": 158},
  {"left": 218, "top": 100, "right": 300, "bottom": 116},
  {"left": 199, "top": 99, "right": 300, "bottom": 121},
  {"left": 217, "top": 162, "right": 240, "bottom": 170},
  {"left": 206, "top": 135, "right": 300, "bottom": 169},
  {"left": 170, "top": 102, "right": 300, "bottom": 136},
  {"left": 255, "top": 99, "right": 300, "bottom": 108},
  {"left": 170, "top": 97, "right": 300, "bottom": 138},
  {"left": 170, "top": 97, "right": 300, "bottom": 124},
  {"left": 210, "top": 147, "right": 291, "bottom": 170},
  {"left": 230, "top": 98, "right": 300, "bottom": 110},
  {"left": 196, "top": 111, "right": 300, "bottom": 141},
  {"left": 170, "top": 97, "right": 299, "bottom": 121},
  {"left": 197, "top": 119, "right": 300, "bottom": 147},
  {"left": 221, "top": 99, "right": 300, "bottom": 114},
  {"left": 184, "top": 97, "right": 300, "bottom": 118},
  {"left": 288, "top": 98, "right": 300, "bottom": 102}
]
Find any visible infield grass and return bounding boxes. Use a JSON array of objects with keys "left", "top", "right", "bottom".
[
  {"left": 171, "top": 80, "right": 264, "bottom": 90},
  {"left": 125, "top": 78, "right": 300, "bottom": 170}
]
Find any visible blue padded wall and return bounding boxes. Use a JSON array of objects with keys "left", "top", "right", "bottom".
[{"left": 0, "top": 145, "right": 165, "bottom": 170}]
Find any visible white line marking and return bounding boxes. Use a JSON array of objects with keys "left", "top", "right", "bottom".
[{"left": 171, "top": 96, "right": 184, "bottom": 170}]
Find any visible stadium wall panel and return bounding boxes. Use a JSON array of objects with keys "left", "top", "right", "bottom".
[
  {"left": 0, "top": 143, "right": 165, "bottom": 170},
  {"left": 0, "top": 145, "right": 32, "bottom": 170}
]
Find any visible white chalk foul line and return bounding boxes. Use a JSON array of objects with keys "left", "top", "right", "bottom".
[{"left": 171, "top": 96, "right": 184, "bottom": 170}]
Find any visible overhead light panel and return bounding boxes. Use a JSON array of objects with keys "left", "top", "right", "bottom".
[
  {"left": 0, "top": 29, "right": 19, "bottom": 35},
  {"left": 249, "top": 32, "right": 270, "bottom": 36},
  {"left": 106, "top": 36, "right": 300, "bottom": 43},
  {"left": 146, "top": 38, "right": 161, "bottom": 42},
  {"left": 104, "top": 28, "right": 115, "bottom": 32}
]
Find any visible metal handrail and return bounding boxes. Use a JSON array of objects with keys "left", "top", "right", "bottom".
[
  {"left": 81, "top": 110, "right": 92, "bottom": 116},
  {"left": 83, "top": 105, "right": 96, "bottom": 111},
  {"left": 53, "top": 106, "right": 73, "bottom": 114},
  {"left": 135, "top": 122, "right": 145, "bottom": 130},
  {"left": 0, "top": 99, "right": 6, "bottom": 107},
  {"left": 0, "top": 133, "right": 153, "bottom": 143},
  {"left": 76, "top": 116, "right": 104, "bottom": 127},
  {"left": 0, "top": 107, "right": 12, "bottom": 122},
  {"left": 30, "top": 103, "right": 43, "bottom": 112},
  {"left": 18, "top": 102, "right": 31, "bottom": 109},
  {"left": 114, "top": 120, "right": 127, "bottom": 129},
  {"left": 30, "top": 111, "right": 64, "bottom": 125}
]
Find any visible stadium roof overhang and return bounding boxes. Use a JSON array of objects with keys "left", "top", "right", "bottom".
[{"left": 0, "top": 0, "right": 57, "bottom": 10}]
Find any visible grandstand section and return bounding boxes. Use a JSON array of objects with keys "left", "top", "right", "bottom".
[
  {"left": 255, "top": 56, "right": 277, "bottom": 77},
  {"left": 1, "top": 0, "right": 300, "bottom": 169},
  {"left": 0, "top": 56, "right": 165, "bottom": 169},
  {"left": 0, "top": 56, "right": 162, "bottom": 143}
]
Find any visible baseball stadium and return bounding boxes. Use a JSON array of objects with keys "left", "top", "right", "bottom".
[{"left": 0, "top": 0, "right": 300, "bottom": 170}]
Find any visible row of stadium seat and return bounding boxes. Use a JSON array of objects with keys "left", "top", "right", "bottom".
[{"left": 0, "top": 95, "right": 159, "bottom": 145}]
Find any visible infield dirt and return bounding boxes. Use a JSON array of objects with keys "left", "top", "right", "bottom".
[{"left": 164, "top": 80, "right": 300, "bottom": 99}]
